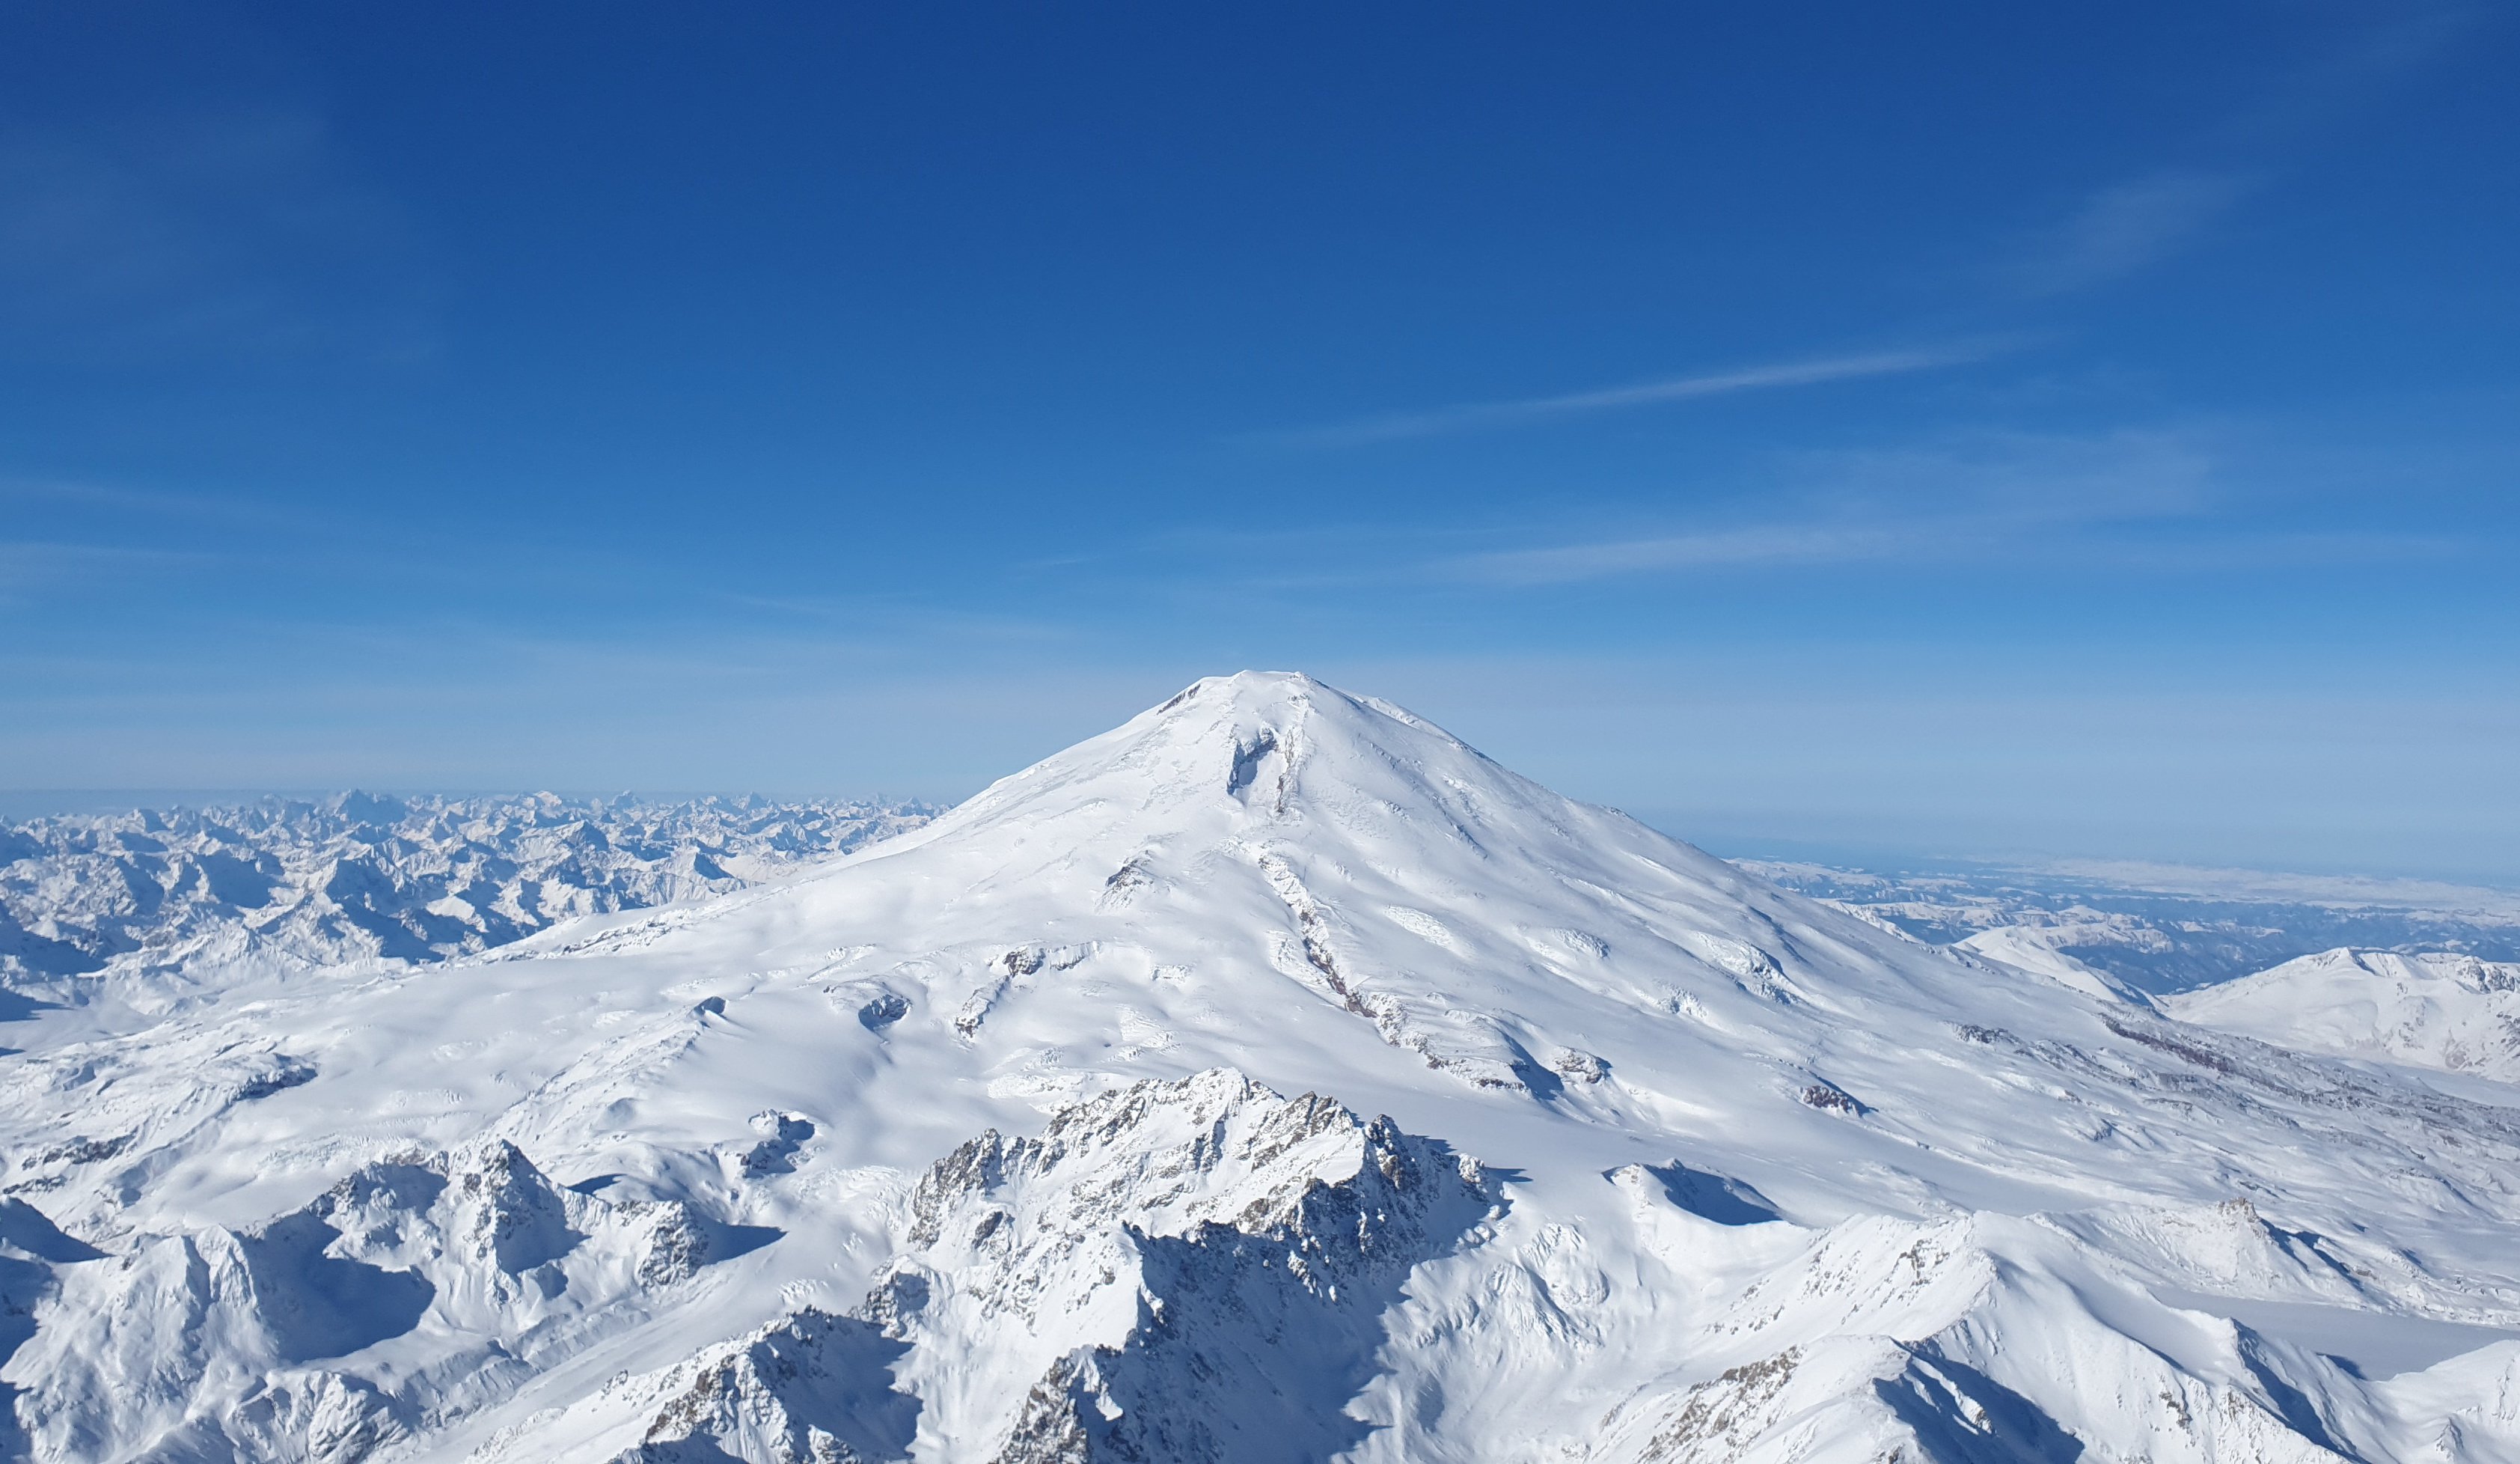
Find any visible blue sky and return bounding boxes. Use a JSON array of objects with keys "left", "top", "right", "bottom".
[{"left": 1, "top": 3, "right": 2514, "bottom": 879}]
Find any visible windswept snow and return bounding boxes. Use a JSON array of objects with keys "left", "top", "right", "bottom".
[{"left": 4, "top": 672, "right": 2520, "bottom": 1462}]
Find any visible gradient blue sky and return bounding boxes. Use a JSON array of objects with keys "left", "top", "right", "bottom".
[{"left": 2, "top": 3, "right": 2515, "bottom": 879}]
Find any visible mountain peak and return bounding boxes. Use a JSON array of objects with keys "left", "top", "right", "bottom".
[
  {"left": 1136, "top": 668, "right": 1437, "bottom": 760},
  {"left": 801, "top": 673, "right": 1841, "bottom": 1096},
  {"left": 931, "top": 670, "right": 1503, "bottom": 853},
  {"left": 1158, "top": 667, "right": 1329, "bottom": 707}
]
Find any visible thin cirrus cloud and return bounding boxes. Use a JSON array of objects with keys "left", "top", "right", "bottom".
[
  {"left": 0, "top": 108, "right": 439, "bottom": 366},
  {"left": 1448, "top": 520, "right": 2459, "bottom": 588},
  {"left": 1446, "top": 524, "right": 1920, "bottom": 586},
  {"left": 1443, "top": 430, "right": 2223, "bottom": 587},
  {"left": 2006, "top": 169, "right": 2257, "bottom": 297},
  {"left": 0, "top": 474, "right": 291, "bottom": 527},
  {"left": 1257, "top": 342, "right": 2008, "bottom": 448},
  {"left": 0, "top": 539, "right": 214, "bottom": 596},
  {"left": 1995, "top": 9, "right": 2482, "bottom": 299}
]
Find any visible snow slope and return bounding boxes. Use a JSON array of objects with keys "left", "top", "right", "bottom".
[
  {"left": 5, "top": 672, "right": 2520, "bottom": 1463},
  {"left": 1953, "top": 926, "right": 2150, "bottom": 1005},
  {"left": 2165, "top": 948, "right": 2520, "bottom": 1083}
]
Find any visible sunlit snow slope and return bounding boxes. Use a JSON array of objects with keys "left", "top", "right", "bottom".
[
  {"left": 5, "top": 672, "right": 2520, "bottom": 1463},
  {"left": 2167, "top": 948, "right": 2520, "bottom": 1084}
]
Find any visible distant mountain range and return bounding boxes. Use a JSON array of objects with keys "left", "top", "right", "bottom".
[
  {"left": 1749, "top": 858, "right": 2520, "bottom": 994},
  {"left": 0, "top": 793, "right": 935, "bottom": 992}
]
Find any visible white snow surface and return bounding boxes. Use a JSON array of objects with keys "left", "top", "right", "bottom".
[
  {"left": 2166, "top": 948, "right": 2520, "bottom": 1083},
  {"left": 1953, "top": 927, "right": 2150, "bottom": 1005},
  {"left": 6, "top": 671, "right": 2520, "bottom": 1463}
]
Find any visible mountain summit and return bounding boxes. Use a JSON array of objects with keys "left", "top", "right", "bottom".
[{"left": 4, "top": 673, "right": 2519, "bottom": 1462}]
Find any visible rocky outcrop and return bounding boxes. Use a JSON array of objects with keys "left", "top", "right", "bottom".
[
  {"left": 617, "top": 1308, "right": 915, "bottom": 1464},
  {"left": 870, "top": 1069, "right": 1499, "bottom": 1463}
]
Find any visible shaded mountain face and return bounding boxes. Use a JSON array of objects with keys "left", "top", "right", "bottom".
[{"left": 4, "top": 671, "right": 2520, "bottom": 1463}]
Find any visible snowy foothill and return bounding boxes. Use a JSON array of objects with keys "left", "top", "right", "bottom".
[
  {"left": 4, "top": 672, "right": 2520, "bottom": 1461},
  {"left": 2165, "top": 948, "right": 2520, "bottom": 1084}
]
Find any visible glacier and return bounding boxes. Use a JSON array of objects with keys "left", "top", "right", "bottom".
[{"left": 3, "top": 671, "right": 2519, "bottom": 1462}]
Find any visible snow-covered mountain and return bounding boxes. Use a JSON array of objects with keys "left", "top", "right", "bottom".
[
  {"left": 0, "top": 793, "right": 933, "bottom": 994},
  {"left": 2165, "top": 948, "right": 2520, "bottom": 1084},
  {"left": 5, "top": 672, "right": 2520, "bottom": 1463}
]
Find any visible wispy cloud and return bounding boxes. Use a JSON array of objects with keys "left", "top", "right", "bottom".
[
  {"left": 2006, "top": 169, "right": 2254, "bottom": 296},
  {"left": 1995, "top": 10, "right": 2489, "bottom": 300},
  {"left": 2214, "top": 4, "right": 2486, "bottom": 153},
  {"left": 1259, "top": 342, "right": 2006, "bottom": 448},
  {"left": 0, "top": 474, "right": 297, "bottom": 529},
  {"left": 1445, "top": 418, "right": 2471, "bottom": 589},
  {"left": 1451, "top": 525, "right": 1915, "bottom": 585},
  {"left": 0, "top": 539, "right": 213, "bottom": 595},
  {"left": 0, "top": 107, "right": 439, "bottom": 366},
  {"left": 1452, "top": 513, "right": 2456, "bottom": 589},
  {"left": 1444, "top": 429, "right": 2224, "bottom": 586}
]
